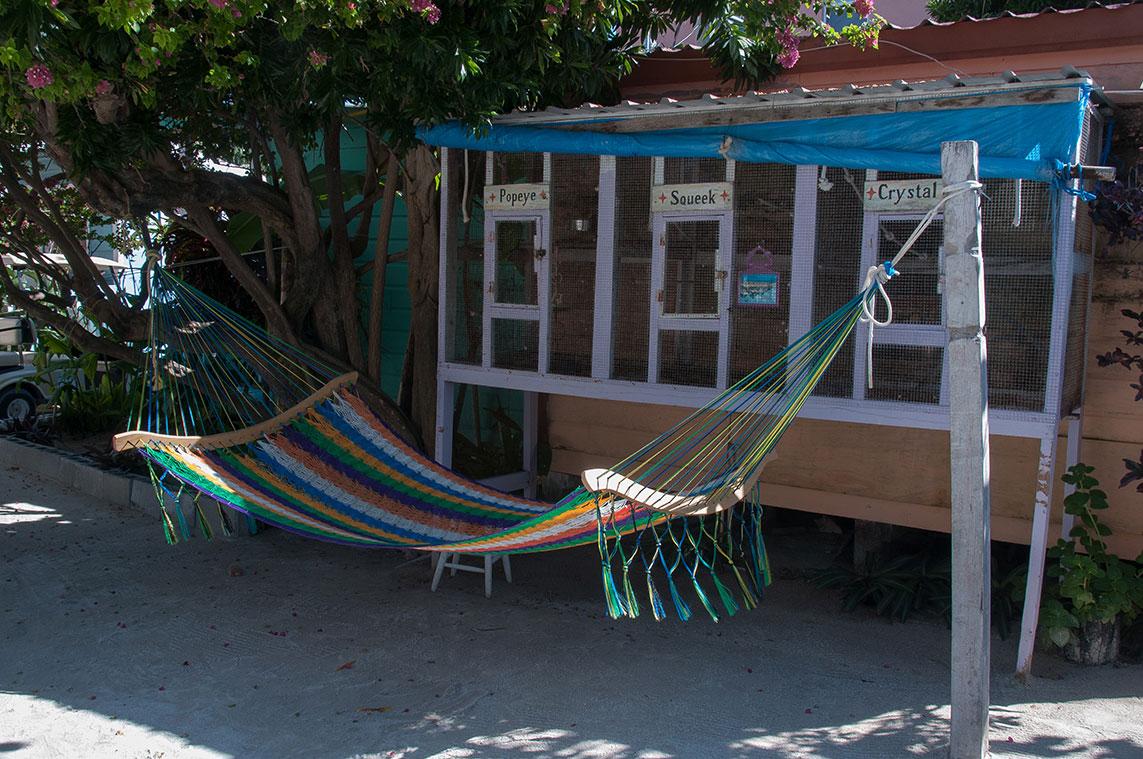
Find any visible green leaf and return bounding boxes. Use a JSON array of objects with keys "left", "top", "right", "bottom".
[
  {"left": 225, "top": 212, "right": 265, "bottom": 255},
  {"left": 1048, "top": 626, "right": 1072, "bottom": 649}
]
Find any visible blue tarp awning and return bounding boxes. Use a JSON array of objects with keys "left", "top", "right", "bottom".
[{"left": 419, "top": 83, "right": 1090, "bottom": 182}]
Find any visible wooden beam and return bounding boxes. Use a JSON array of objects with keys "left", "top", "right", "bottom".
[
  {"left": 944, "top": 140, "right": 991, "bottom": 759},
  {"left": 1059, "top": 164, "right": 1116, "bottom": 181},
  {"left": 111, "top": 372, "right": 358, "bottom": 452}
]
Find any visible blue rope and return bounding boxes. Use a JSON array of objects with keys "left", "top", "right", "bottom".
[{"left": 1052, "top": 159, "right": 1096, "bottom": 202}]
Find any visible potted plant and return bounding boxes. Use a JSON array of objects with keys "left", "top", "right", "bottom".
[{"left": 1039, "top": 464, "right": 1143, "bottom": 665}]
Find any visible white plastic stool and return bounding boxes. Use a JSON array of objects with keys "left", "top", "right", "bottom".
[{"left": 430, "top": 552, "right": 512, "bottom": 598}]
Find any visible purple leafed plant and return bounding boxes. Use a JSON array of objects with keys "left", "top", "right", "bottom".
[
  {"left": 1096, "top": 307, "right": 1143, "bottom": 492},
  {"left": 1090, "top": 178, "right": 1143, "bottom": 250}
]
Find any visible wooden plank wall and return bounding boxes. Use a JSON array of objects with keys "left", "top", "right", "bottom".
[
  {"left": 1078, "top": 247, "right": 1143, "bottom": 557},
  {"left": 546, "top": 249, "right": 1143, "bottom": 557}
]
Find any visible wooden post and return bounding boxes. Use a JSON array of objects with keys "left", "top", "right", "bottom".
[{"left": 943, "top": 141, "right": 991, "bottom": 759}]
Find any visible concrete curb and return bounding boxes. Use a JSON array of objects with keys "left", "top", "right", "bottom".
[{"left": 0, "top": 434, "right": 253, "bottom": 537}]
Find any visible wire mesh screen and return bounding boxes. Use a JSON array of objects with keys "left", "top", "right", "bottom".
[
  {"left": 979, "top": 178, "right": 1054, "bottom": 411},
  {"left": 549, "top": 154, "right": 599, "bottom": 377},
  {"left": 492, "top": 219, "right": 539, "bottom": 305},
  {"left": 878, "top": 218, "right": 942, "bottom": 325},
  {"left": 731, "top": 162, "right": 795, "bottom": 386},
  {"left": 1060, "top": 113, "right": 1100, "bottom": 414},
  {"left": 664, "top": 156, "right": 726, "bottom": 184},
  {"left": 442, "top": 149, "right": 1071, "bottom": 419},
  {"left": 491, "top": 318, "right": 538, "bottom": 371},
  {"left": 612, "top": 156, "right": 653, "bottom": 382},
  {"left": 449, "top": 150, "right": 487, "bottom": 365},
  {"left": 658, "top": 330, "right": 719, "bottom": 386},
  {"left": 811, "top": 166, "right": 864, "bottom": 397},
  {"left": 491, "top": 151, "right": 545, "bottom": 185},
  {"left": 868, "top": 345, "right": 943, "bottom": 404},
  {"left": 1062, "top": 266, "right": 1091, "bottom": 415}
]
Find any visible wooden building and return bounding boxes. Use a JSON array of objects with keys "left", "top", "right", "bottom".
[{"left": 419, "top": 70, "right": 1122, "bottom": 667}]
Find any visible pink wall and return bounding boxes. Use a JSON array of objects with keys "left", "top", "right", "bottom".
[{"left": 874, "top": 0, "right": 932, "bottom": 28}]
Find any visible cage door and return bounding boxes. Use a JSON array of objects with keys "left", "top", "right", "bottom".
[
  {"left": 483, "top": 215, "right": 549, "bottom": 372},
  {"left": 649, "top": 214, "right": 731, "bottom": 388}
]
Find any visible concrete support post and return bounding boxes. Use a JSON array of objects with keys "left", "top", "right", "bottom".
[{"left": 943, "top": 140, "right": 991, "bottom": 759}]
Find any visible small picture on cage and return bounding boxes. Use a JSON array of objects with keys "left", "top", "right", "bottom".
[{"left": 738, "top": 272, "right": 779, "bottom": 306}]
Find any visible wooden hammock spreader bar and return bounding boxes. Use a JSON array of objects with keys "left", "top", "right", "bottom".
[
  {"left": 112, "top": 372, "right": 359, "bottom": 452},
  {"left": 580, "top": 462, "right": 767, "bottom": 516}
]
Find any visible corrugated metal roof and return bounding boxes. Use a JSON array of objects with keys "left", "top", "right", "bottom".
[
  {"left": 644, "top": 0, "right": 1143, "bottom": 53},
  {"left": 907, "top": 0, "right": 1143, "bottom": 29},
  {"left": 644, "top": 0, "right": 1143, "bottom": 54},
  {"left": 495, "top": 67, "right": 1098, "bottom": 127}
]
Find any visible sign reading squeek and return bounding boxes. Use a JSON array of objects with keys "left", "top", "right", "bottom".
[
  {"left": 651, "top": 182, "right": 734, "bottom": 212},
  {"left": 863, "top": 178, "right": 944, "bottom": 212},
  {"left": 485, "top": 183, "right": 550, "bottom": 211}
]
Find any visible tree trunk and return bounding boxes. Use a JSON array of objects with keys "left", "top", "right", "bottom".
[
  {"left": 323, "top": 116, "right": 366, "bottom": 370},
  {"left": 1064, "top": 617, "right": 1121, "bottom": 666},
  {"left": 366, "top": 150, "right": 402, "bottom": 384},
  {"left": 401, "top": 145, "right": 441, "bottom": 455}
]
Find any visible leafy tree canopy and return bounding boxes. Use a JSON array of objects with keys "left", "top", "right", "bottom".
[
  {"left": 0, "top": 0, "right": 881, "bottom": 445},
  {"left": 1, "top": 0, "right": 881, "bottom": 167}
]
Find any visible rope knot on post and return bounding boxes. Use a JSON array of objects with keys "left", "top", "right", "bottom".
[{"left": 858, "top": 179, "right": 983, "bottom": 389}]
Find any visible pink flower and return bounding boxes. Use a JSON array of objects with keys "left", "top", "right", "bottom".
[
  {"left": 854, "top": 0, "right": 875, "bottom": 18},
  {"left": 425, "top": 3, "right": 440, "bottom": 23},
  {"left": 308, "top": 50, "right": 329, "bottom": 68},
  {"left": 409, "top": 0, "right": 431, "bottom": 11},
  {"left": 777, "top": 48, "right": 800, "bottom": 69},
  {"left": 25, "top": 63, "right": 53, "bottom": 89},
  {"left": 95, "top": 79, "right": 113, "bottom": 95},
  {"left": 209, "top": 0, "right": 228, "bottom": 7}
]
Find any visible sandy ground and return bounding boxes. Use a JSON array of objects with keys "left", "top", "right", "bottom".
[{"left": 2, "top": 466, "right": 1142, "bottom": 759}]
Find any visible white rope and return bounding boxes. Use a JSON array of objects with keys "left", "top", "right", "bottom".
[
  {"left": 860, "top": 179, "right": 984, "bottom": 388},
  {"left": 1012, "top": 178, "right": 1022, "bottom": 228}
]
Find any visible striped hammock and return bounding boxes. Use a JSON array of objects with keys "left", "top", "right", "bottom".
[{"left": 113, "top": 260, "right": 886, "bottom": 620}]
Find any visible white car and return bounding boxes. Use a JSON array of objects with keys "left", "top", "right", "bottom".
[{"left": 0, "top": 314, "right": 43, "bottom": 421}]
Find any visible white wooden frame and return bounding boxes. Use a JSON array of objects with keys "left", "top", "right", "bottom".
[
  {"left": 438, "top": 153, "right": 1069, "bottom": 441},
  {"left": 591, "top": 155, "right": 618, "bottom": 380}
]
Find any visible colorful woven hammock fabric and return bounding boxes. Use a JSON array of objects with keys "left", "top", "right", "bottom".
[
  {"left": 135, "top": 383, "right": 769, "bottom": 621},
  {"left": 142, "top": 388, "right": 640, "bottom": 553}
]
